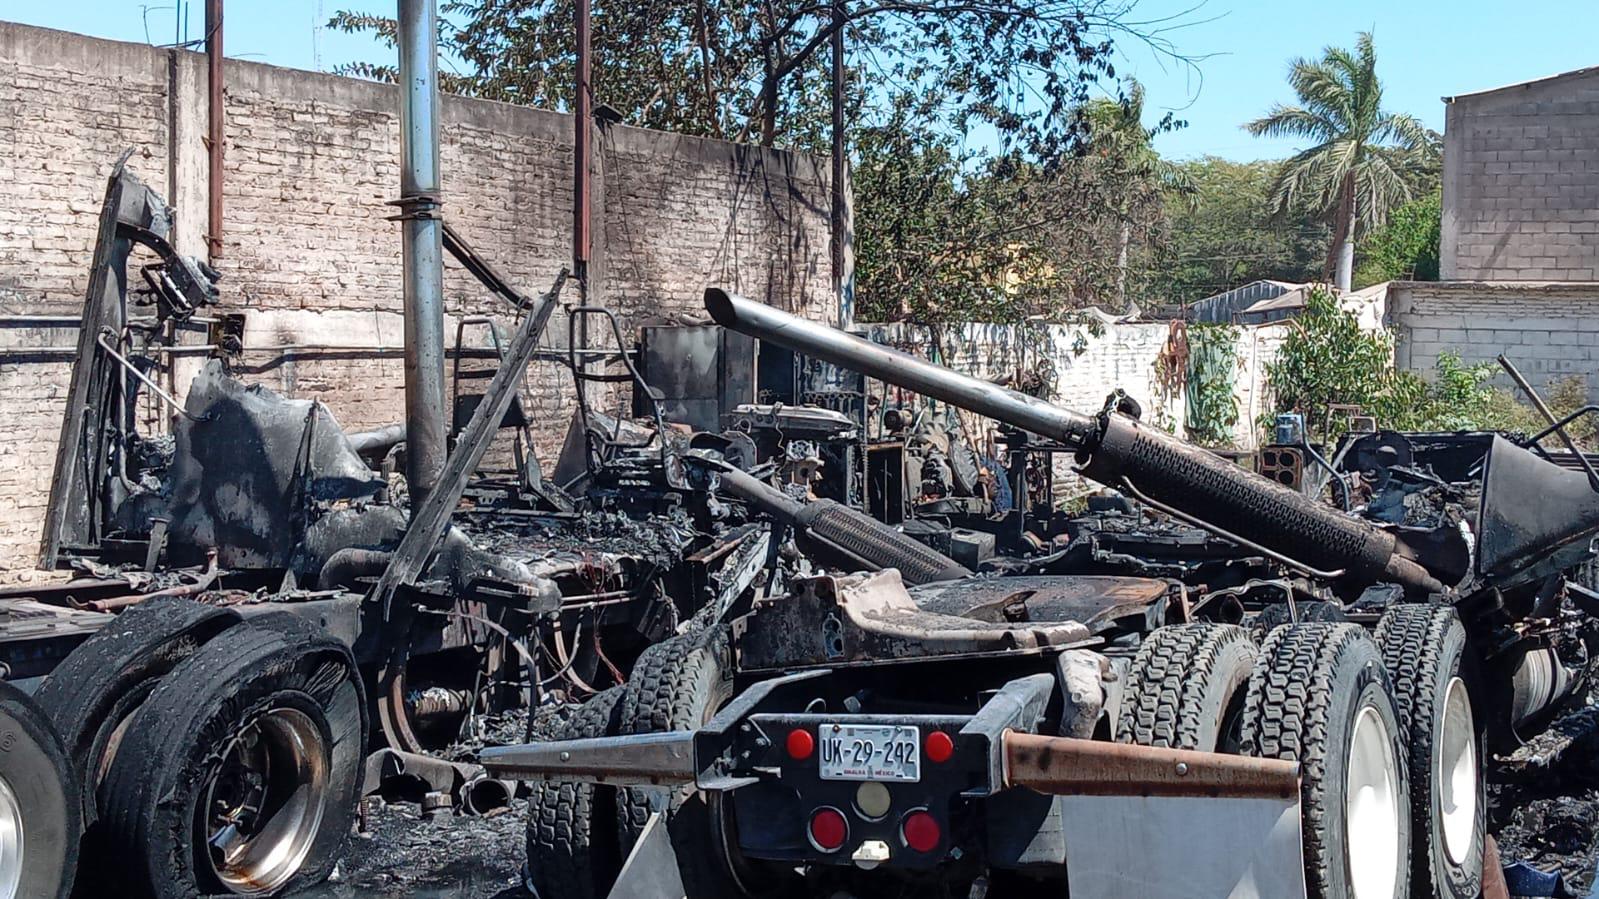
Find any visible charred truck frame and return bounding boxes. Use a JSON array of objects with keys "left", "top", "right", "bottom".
[
  {"left": 484, "top": 289, "right": 1599, "bottom": 899},
  {"left": 0, "top": 154, "right": 784, "bottom": 898}
]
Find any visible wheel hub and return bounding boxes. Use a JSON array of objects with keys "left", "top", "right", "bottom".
[
  {"left": 1345, "top": 704, "right": 1402, "bottom": 899},
  {"left": 1439, "top": 676, "right": 1479, "bottom": 865},
  {"left": 0, "top": 773, "right": 23, "bottom": 899},
  {"left": 200, "top": 707, "right": 329, "bottom": 895}
]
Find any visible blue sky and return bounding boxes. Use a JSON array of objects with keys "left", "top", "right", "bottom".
[{"left": 9, "top": 1, "right": 1597, "bottom": 162}]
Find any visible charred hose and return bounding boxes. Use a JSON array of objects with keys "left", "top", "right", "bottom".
[
  {"left": 705, "top": 288, "right": 1445, "bottom": 594},
  {"left": 715, "top": 465, "right": 971, "bottom": 585}
]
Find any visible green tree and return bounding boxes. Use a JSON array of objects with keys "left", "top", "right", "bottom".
[
  {"left": 1354, "top": 191, "right": 1440, "bottom": 286},
  {"left": 333, "top": 2, "right": 1198, "bottom": 324},
  {"left": 1245, "top": 32, "right": 1437, "bottom": 290},
  {"left": 1264, "top": 288, "right": 1513, "bottom": 442},
  {"left": 1082, "top": 78, "right": 1194, "bottom": 306},
  {"left": 1149, "top": 156, "right": 1330, "bottom": 306},
  {"left": 332, "top": 1, "right": 1162, "bottom": 156}
]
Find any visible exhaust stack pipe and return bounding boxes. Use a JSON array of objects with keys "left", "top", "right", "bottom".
[
  {"left": 704, "top": 288, "right": 1445, "bottom": 594},
  {"left": 396, "top": 0, "right": 447, "bottom": 502}
]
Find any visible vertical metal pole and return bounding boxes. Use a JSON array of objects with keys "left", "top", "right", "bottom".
[
  {"left": 205, "top": 0, "right": 224, "bottom": 262},
  {"left": 573, "top": 0, "right": 592, "bottom": 280},
  {"left": 830, "top": 0, "right": 848, "bottom": 326},
  {"left": 397, "top": 0, "right": 447, "bottom": 503}
]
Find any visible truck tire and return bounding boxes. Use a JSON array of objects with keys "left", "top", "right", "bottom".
[
  {"left": 98, "top": 616, "right": 366, "bottom": 898},
  {"left": 526, "top": 687, "right": 625, "bottom": 899},
  {"left": 1118, "top": 624, "right": 1256, "bottom": 751},
  {"left": 34, "top": 597, "right": 240, "bottom": 824},
  {"left": 1376, "top": 604, "right": 1483, "bottom": 899},
  {"left": 0, "top": 680, "right": 77, "bottom": 899},
  {"left": 1240, "top": 623, "right": 1411, "bottom": 899},
  {"left": 615, "top": 627, "right": 757, "bottom": 898}
]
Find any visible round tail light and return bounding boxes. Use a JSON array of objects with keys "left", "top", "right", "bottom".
[
  {"left": 925, "top": 730, "right": 955, "bottom": 764},
  {"left": 786, "top": 728, "right": 815, "bottom": 760},
  {"left": 901, "top": 809, "right": 941, "bottom": 853},
  {"left": 808, "top": 807, "right": 848, "bottom": 853}
]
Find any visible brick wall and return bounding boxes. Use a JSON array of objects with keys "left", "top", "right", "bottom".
[
  {"left": 0, "top": 20, "right": 835, "bottom": 580},
  {"left": 1441, "top": 68, "right": 1599, "bottom": 280},
  {"left": 1390, "top": 281, "right": 1599, "bottom": 396}
]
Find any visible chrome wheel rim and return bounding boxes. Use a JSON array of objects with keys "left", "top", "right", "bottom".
[
  {"left": 1439, "top": 677, "right": 1479, "bottom": 865},
  {"left": 0, "top": 773, "right": 23, "bottom": 899},
  {"left": 200, "top": 707, "right": 329, "bottom": 895},
  {"left": 1346, "top": 704, "right": 1402, "bottom": 899}
]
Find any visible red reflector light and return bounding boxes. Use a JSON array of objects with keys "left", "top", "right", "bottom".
[
  {"left": 925, "top": 730, "right": 954, "bottom": 764},
  {"left": 808, "top": 807, "right": 848, "bottom": 852},
  {"left": 786, "top": 728, "right": 815, "bottom": 760},
  {"left": 902, "top": 809, "right": 941, "bottom": 853}
]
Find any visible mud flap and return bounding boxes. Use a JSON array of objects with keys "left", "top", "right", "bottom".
[
  {"left": 608, "top": 812, "right": 687, "bottom": 899},
  {"left": 1059, "top": 793, "right": 1306, "bottom": 899}
]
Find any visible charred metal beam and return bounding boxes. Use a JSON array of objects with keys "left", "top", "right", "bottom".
[
  {"left": 713, "top": 464, "right": 970, "bottom": 585},
  {"left": 372, "top": 270, "right": 569, "bottom": 616}
]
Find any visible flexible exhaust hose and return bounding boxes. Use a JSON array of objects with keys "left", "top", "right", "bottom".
[{"left": 705, "top": 288, "right": 1444, "bottom": 594}]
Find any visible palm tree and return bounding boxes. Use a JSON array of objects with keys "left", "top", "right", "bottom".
[
  {"left": 1246, "top": 32, "right": 1434, "bottom": 290},
  {"left": 1084, "top": 79, "right": 1195, "bottom": 305}
]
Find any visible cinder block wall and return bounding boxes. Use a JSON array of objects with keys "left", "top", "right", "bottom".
[
  {"left": 0, "top": 20, "right": 834, "bottom": 581},
  {"left": 1390, "top": 281, "right": 1599, "bottom": 395},
  {"left": 1441, "top": 69, "right": 1599, "bottom": 281}
]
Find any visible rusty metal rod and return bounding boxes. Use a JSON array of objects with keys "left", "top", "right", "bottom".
[
  {"left": 573, "top": 0, "right": 592, "bottom": 271},
  {"left": 206, "top": 0, "right": 224, "bottom": 261},
  {"left": 1499, "top": 353, "right": 1599, "bottom": 491},
  {"left": 96, "top": 331, "right": 205, "bottom": 422},
  {"left": 1003, "top": 731, "right": 1300, "bottom": 799}
]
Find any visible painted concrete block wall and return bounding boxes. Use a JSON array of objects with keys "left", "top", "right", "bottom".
[
  {"left": 863, "top": 318, "right": 1288, "bottom": 495},
  {"left": 1441, "top": 69, "right": 1599, "bottom": 281},
  {"left": 1390, "top": 281, "right": 1599, "bottom": 396},
  {"left": 0, "top": 20, "right": 834, "bottom": 580}
]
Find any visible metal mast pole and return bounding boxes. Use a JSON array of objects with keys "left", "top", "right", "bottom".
[
  {"left": 205, "top": 0, "right": 224, "bottom": 262},
  {"left": 574, "top": 0, "right": 592, "bottom": 282},
  {"left": 397, "top": 0, "right": 447, "bottom": 503}
]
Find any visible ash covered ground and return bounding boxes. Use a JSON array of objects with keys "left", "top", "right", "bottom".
[
  {"left": 1491, "top": 699, "right": 1599, "bottom": 892},
  {"left": 289, "top": 799, "right": 529, "bottom": 899},
  {"left": 290, "top": 705, "right": 578, "bottom": 899}
]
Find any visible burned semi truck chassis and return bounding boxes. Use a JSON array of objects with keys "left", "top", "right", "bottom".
[
  {"left": 0, "top": 161, "right": 775, "bottom": 899},
  {"left": 483, "top": 290, "right": 1599, "bottom": 899}
]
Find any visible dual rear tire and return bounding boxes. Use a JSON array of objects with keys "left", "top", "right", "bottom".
[
  {"left": 1124, "top": 620, "right": 1433, "bottom": 899},
  {"left": 35, "top": 600, "right": 366, "bottom": 898}
]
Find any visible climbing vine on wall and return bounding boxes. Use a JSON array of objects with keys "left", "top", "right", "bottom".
[{"left": 1184, "top": 323, "right": 1240, "bottom": 446}]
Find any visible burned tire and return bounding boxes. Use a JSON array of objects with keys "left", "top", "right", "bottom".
[
  {"left": 99, "top": 616, "right": 367, "bottom": 898},
  {"left": 1241, "top": 622, "right": 1411, "bottom": 899},
  {"left": 615, "top": 627, "right": 756, "bottom": 898},
  {"left": 1118, "top": 624, "right": 1256, "bottom": 752},
  {"left": 525, "top": 686, "right": 625, "bottom": 899},
  {"left": 1376, "top": 604, "right": 1483, "bottom": 899},
  {"left": 34, "top": 597, "right": 241, "bottom": 825},
  {"left": 0, "top": 681, "right": 78, "bottom": 899}
]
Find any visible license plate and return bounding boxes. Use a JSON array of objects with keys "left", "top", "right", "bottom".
[{"left": 818, "top": 724, "right": 921, "bottom": 782}]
